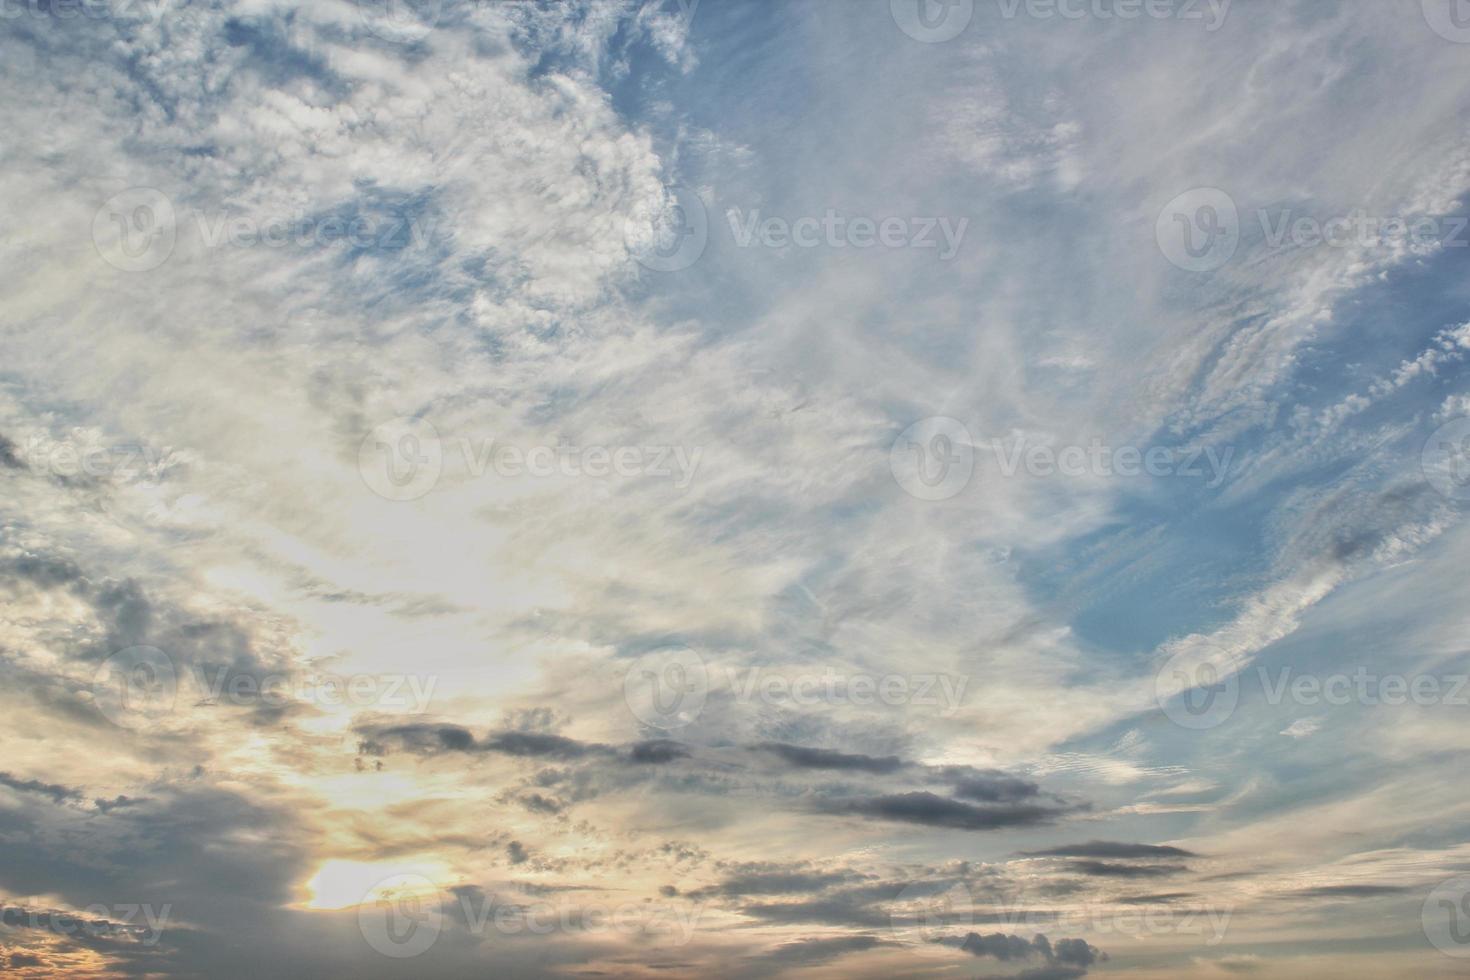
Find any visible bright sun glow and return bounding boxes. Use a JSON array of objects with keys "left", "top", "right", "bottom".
[{"left": 302, "top": 860, "right": 449, "bottom": 911}]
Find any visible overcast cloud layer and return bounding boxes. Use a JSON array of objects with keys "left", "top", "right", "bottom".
[{"left": 3, "top": 1, "right": 1470, "bottom": 977}]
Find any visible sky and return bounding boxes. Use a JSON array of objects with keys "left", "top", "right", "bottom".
[{"left": 2, "top": 0, "right": 1470, "bottom": 977}]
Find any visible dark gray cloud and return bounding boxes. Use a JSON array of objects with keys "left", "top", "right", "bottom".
[
  {"left": 752, "top": 742, "right": 905, "bottom": 774},
  {"left": 0, "top": 433, "right": 21, "bottom": 469},
  {"left": 949, "top": 770, "right": 1042, "bottom": 804},
  {"left": 819, "top": 792, "right": 1065, "bottom": 831},
  {"left": 0, "top": 772, "right": 80, "bottom": 805},
  {"left": 738, "top": 896, "right": 891, "bottom": 929},
  {"left": 628, "top": 740, "right": 691, "bottom": 764},
  {"left": 483, "top": 731, "right": 602, "bottom": 759},
  {"left": 507, "top": 841, "right": 529, "bottom": 865},
  {"left": 357, "top": 723, "right": 608, "bottom": 760},
  {"left": 1022, "top": 841, "right": 1197, "bottom": 859},
  {"left": 949, "top": 931, "right": 1107, "bottom": 977}
]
